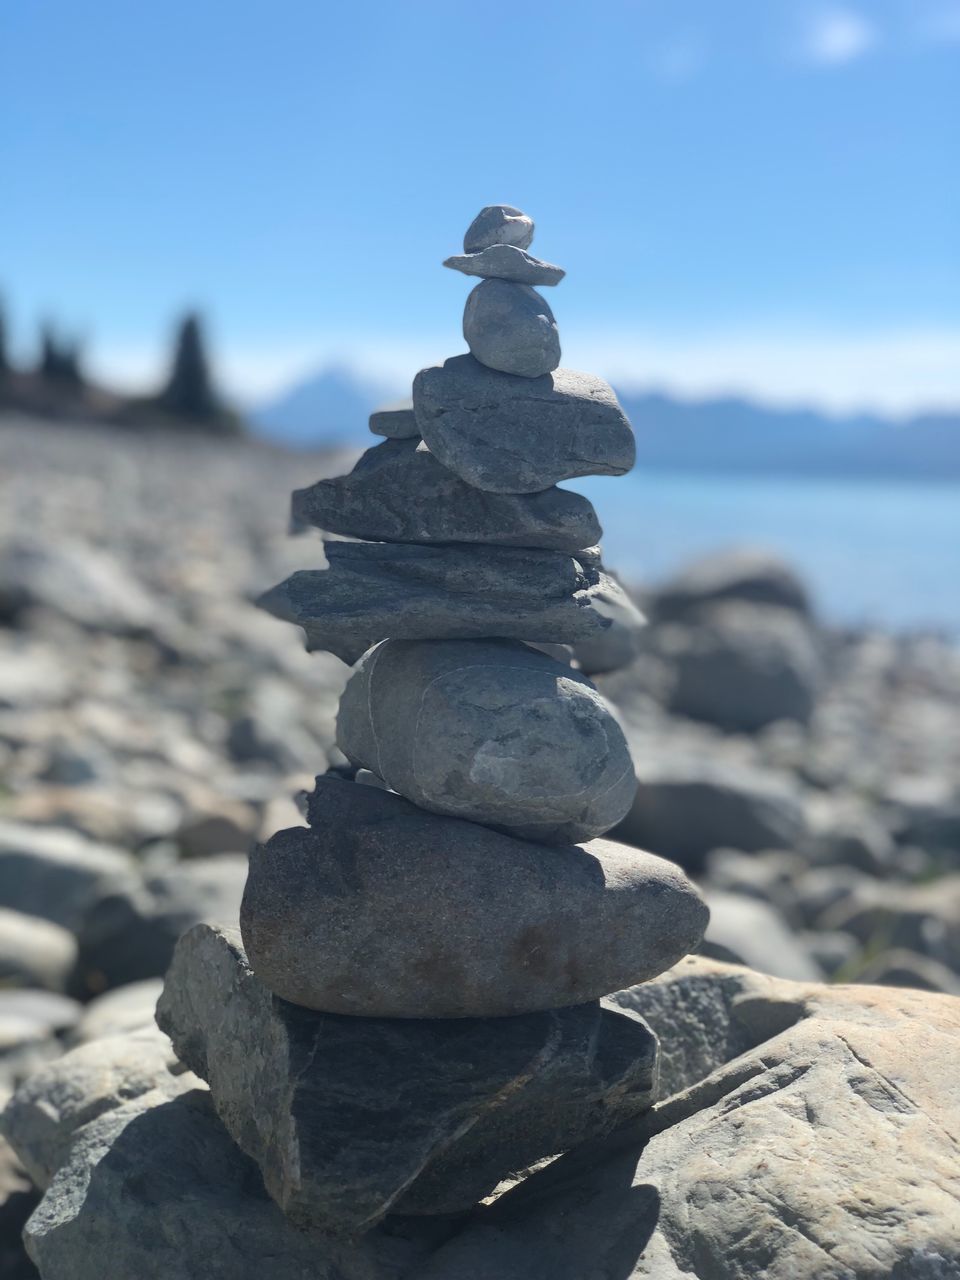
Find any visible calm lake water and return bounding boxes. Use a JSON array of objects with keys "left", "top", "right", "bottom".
[{"left": 571, "top": 471, "right": 960, "bottom": 632}]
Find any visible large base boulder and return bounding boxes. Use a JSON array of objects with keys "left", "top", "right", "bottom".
[
  {"left": 420, "top": 958, "right": 960, "bottom": 1279},
  {"left": 157, "top": 923, "right": 659, "bottom": 1236}
]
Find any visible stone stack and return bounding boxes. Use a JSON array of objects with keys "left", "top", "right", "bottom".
[{"left": 154, "top": 205, "right": 709, "bottom": 1237}]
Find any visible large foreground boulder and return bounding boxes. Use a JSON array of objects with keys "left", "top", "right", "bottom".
[
  {"left": 241, "top": 775, "right": 708, "bottom": 1017},
  {"left": 157, "top": 923, "right": 658, "bottom": 1235},
  {"left": 420, "top": 958, "right": 960, "bottom": 1279},
  {"left": 19, "top": 1091, "right": 432, "bottom": 1280}
]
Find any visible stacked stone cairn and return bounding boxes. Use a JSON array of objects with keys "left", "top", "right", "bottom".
[{"left": 156, "top": 206, "right": 709, "bottom": 1238}]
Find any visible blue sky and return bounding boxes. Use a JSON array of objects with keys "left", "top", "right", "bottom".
[{"left": 3, "top": 0, "right": 958, "bottom": 412}]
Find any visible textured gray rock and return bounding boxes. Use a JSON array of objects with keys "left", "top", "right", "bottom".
[
  {"left": 240, "top": 774, "right": 708, "bottom": 1017},
  {"left": 463, "top": 204, "right": 534, "bottom": 253},
  {"left": 68, "top": 979, "right": 165, "bottom": 1045},
  {"left": 571, "top": 577, "right": 647, "bottom": 675},
  {"left": 291, "top": 438, "right": 601, "bottom": 552},
  {"left": 21, "top": 1088, "right": 430, "bottom": 1280},
  {"left": 368, "top": 401, "right": 419, "bottom": 439},
  {"left": 337, "top": 639, "right": 635, "bottom": 842},
  {"left": 259, "top": 541, "right": 625, "bottom": 665},
  {"left": 444, "top": 243, "right": 565, "bottom": 286},
  {"left": 70, "top": 854, "right": 247, "bottom": 998},
  {"left": 613, "top": 755, "right": 808, "bottom": 872},
  {"left": 463, "top": 280, "right": 560, "bottom": 378},
  {"left": 159, "top": 923, "right": 658, "bottom": 1234},
  {"left": 423, "top": 958, "right": 960, "bottom": 1279},
  {"left": 662, "top": 603, "right": 821, "bottom": 730},
  {"left": 0, "top": 1128, "right": 37, "bottom": 1280},
  {"left": 2, "top": 1025, "right": 201, "bottom": 1190},
  {"left": 0, "top": 821, "right": 132, "bottom": 932},
  {"left": 413, "top": 355, "right": 635, "bottom": 493},
  {"left": 700, "top": 891, "right": 824, "bottom": 981},
  {"left": 0, "top": 910, "right": 76, "bottom": 992},
  {"left": 653, "top": 547, "right": 814, "bottom": 621}
]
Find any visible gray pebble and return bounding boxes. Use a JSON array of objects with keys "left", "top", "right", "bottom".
[
  {"left": 463, "top": 280, "right": 560, "bottom": 378},
  {"left": 463, "top": 204, "right": 534, "bottom": 253}
]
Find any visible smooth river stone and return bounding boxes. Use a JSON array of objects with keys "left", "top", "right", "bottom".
[
  {"left": 368, "top": 401, "right": 419, "bottom": 439},
  {"left": 258, "top": 541, "right": 625, "bottom": 665},
  {"left": 413, "top": 355, "right": 636, "bottom": 493},
  {"left": 463, "top": 204, "right": 534, "bottom": 253},
  {"left": 336, "top": 638, "right": 636, "bottom": 843},
  {"left": 158, "top": 922, "right": 658, "bottom": 1235},
  {"left": 240, "top": 773, "right": 709, "bottom": 1018},
  {"left": 444, "top": 243, "right": 565, "bottom": 286},
  {"left": 291, "top": 438, "right": 601, "bottom": 552},
  {"left": 463, "top": 280, "right": 560, "bottom": 378}
]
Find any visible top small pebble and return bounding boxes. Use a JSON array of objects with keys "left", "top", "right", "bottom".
[{"left": 464, "top": 204, "right": 534, "bottom": 254}]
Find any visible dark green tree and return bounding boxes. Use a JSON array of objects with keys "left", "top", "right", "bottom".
[
  {"left": 37, "top": 323, "right": 84, "bottom": 384},
  {"left": 0, "top": 299, "right": 9, "bottom": 377},
  {"left": 157, "top": 312, "right": 221, "bottom": 419}
]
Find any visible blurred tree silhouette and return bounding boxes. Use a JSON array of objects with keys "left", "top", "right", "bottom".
[
  {"left": 152, "top": 312, "right": 241, "bottom": 434},
  {"left": 0, "top": 299, "right": 10, "bottom": 377},
  {"left": 159, "top": 313, "right": 218, "bottom": 417},
  {"left": 38, "top": 323, "right": 84, "bottom": 385}
]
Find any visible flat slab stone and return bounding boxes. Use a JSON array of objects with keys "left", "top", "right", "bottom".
[
  {"left": 337, "top": 639, "right": 636, "bottom": 842},
  {"left": 464, "top": 204, "right": 534, "bottom": 253},
  {"left": 463, "top": 281, "right": 560, "bottom": 378},
  {"left": 158, "top": 923, "right": 658, "bottom": 1235},
  {"left": 258, "top": 541, "right": 625, "bottom": 665},
  {"left": 368, "top": 402, "right": 419, "bottom": 439},
  {"left": 444, "top": 244, "right": 565, "bottom": 286},
  {"left": 291, "top": 438, "right": 601, "bottom": 552},
  {"left": 240, "top": 774, "right": 708, "bottom": 1018},
  {"left": 413, "top": 355, "right": 635, "bottom": 493}
]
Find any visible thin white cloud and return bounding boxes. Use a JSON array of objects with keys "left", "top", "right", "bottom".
[
  {"left": 802, "top": 8, "right": 878, "bottom": 65},
  {"left": 90, "top": 328, "right": 960, "bottom": 418}
]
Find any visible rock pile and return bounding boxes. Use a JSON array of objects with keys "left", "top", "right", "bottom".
[{"left": 147, "top": 205, "right": 707, "bottom": 1239}]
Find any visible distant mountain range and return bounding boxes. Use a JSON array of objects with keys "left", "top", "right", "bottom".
[{"left": 253, "top": 363, "right": 960, "bottom": 480}]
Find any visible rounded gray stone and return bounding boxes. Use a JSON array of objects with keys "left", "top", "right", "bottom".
[
  {"left": 239, "top": 773, "right": 709, "bottom": 1018},
  {"left": 413, "top": 355, "right": 636, "bottom": 493},
  {"left": 463, "top": 204, "right": 534, "bottom": 254},
  {"left": 463, "top": 280, "right": 560, "bottom": 378},
  {"left": 444, "top": 243, "right": 565, "bottom": 286},
  {"left": 336, "top": 638, "right": 636, "bottom": 843}
]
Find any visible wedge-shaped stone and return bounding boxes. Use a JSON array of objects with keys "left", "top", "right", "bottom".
[
  {"left": 413, "top": 355, "right": 635, "bottom": 493},
  {"left": 368, "top": 402, "right": 419, "bottom": 439},
  {"left": 158, "top": 923, "right": 658, "bottom": 1235},
  {"left": 463, "top": 204, "right": 534, "bottom": 253},
  {"left": 337, "top": 639, "right": 635, "bottom": 842},
  {"left": 444, "top": 243, "right": 565, "bottom": 286},
  {"left": 291, "top": 438, "right": 601, "bottom": 552},
  {"left": 258, "top": 541, "right": 622, "bottom": 664},
  {"left": 240, "top": 775, "right": 709, "bottom": 1018}
]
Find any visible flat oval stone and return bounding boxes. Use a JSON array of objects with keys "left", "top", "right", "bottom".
[
  {"left": 240, "top": 773, "right": 709, "bottom": 1018},
  {"left": 258, "top": 543, "right": 626, "bottom": 665},
  {"left": 413, "top": 354, "right": 636, "bottom": 493},
  {"left": 463, "top": 280, "right": 560, "bottom": 378},
  {"left": 336, "top": 638, "right": 637, "bottom": 843},
  {"left": 290, "top": 438, "right": 601, "bottom": 552},
  {"left": 463, "top": 204, "right": 534, "bottom": 253},
  {"left": 444, "top": 244, "right": 565, "bottom": 287}
]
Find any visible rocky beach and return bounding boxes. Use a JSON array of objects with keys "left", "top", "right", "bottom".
[{"left": 1, "top": 210, "right": 959, "bottom": 1277}]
